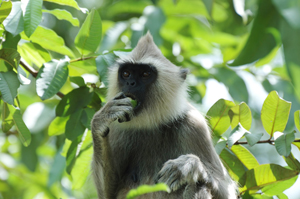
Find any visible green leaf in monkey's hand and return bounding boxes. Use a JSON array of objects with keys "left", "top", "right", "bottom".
[{"left": 130, "top": 99, "right": 138, "bottom": 108}]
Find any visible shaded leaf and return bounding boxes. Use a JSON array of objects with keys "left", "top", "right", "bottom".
[
  {"left": 229, "top": 102, "right": 252, "bottom": 130},
  {"left": 81, "top": 108, "right": 95, "bottom": 129},
  {"left": 42, "top": 9, "right": 79, "bottom": 26},
  {"left": 65, "top": 109, "right": 86, "bottom": 141},
  {"left": 0, "top": 1, "right": 12, "bottom": 24},
  {"left": 283, "top": 152, "right": 300, "bottom": 171},
  {"left": 245, "top": 132, "right": 264, "bottom": 146},
  {"left": 231, "top": 145, "right": 259, "bottom": 170},
  {"left": 229, "top": 0, "right": 280, "bottom": 66},
  {"left": 2, "top": 32, "right": 21, "bottom": 50},
  {"left": 69, "top": 76, "right": 85, "bottom": 87},
  {"left": 0, "top": 48, "right": 21, "bottom": 69},
  {"left": 202, "top": 0, "right": 213, "bottom": 15},
  {"left": 2, "top": 2, "right": 24, "bottom": 36},
  {"left": 36, "top": 59, "right": 69, "bottom": 100},
  {"left": 261, "top": 175, "right": 298, "bottom": 196},
  {"left": 1, "top": 102, "right": 14, "bottom": 132},
  {"left": 56, "top": 87, "right": 93, "bottom": 117},
  {"left": 272, "top": 0, "right": 300, "bottom": 29},
  {"left": 13, "top": 109, "right": 31, "bottom": 147},
  {"left": 274, "top": 131, "right": 295, "bottom": 157},
  {"left": 75, "top": 9, "right": 102, "bottom": 56},
  {"left": 126, "top": 183, "right": 170, "bottom": 199},
  {"left": 23, "top": 0, "right": 43, "bottom": 37},
  {"left": 220, "top": 148, "right": 246, "bottom": 185},
  {"left": 17, "top": 65, "right": 31, "bottom": 85},
  {"left": 21, "top": 26, "right": 74, "bottom": 57},
  {"left": 47, "top": 146, "right": 66, "bottom": 187},
  {"left": 228, "top": 124, "right": 249, "bottom": 149},
  {"left": 261, "top": 91, "right": 291, "bottom": 138},
  {"left": 294, "top": 110, "right": 300, "bottom": 131},
  {"left": 214, "top": 139, "right": 227, "bottom": 155},
  {"left": 206, "top": 99, "right": 235, "bottom": 136},
  {"left": 95, "top": 53, "right": 117, "bottom": 85},
  {"left": 0, "top": 71, "right": 20, "bottom": 105},
  {"left": 66, "top": 134, "right": 83, "bottom": 174}
]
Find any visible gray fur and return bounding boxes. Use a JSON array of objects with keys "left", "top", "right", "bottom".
[{"left": 91, "top": 33, "right": 238, "bottom": 199}]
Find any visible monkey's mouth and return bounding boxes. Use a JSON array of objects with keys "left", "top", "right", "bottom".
[{"left": 124, "top": 93, "right": 141, "bottom": 110}]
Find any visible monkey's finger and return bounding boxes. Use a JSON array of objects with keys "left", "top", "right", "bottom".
[{"left": 114, "top": 92, "right": 127, "bottom": 100}]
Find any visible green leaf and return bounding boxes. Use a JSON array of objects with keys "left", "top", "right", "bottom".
[
  {"left": 42, "top": 9, "right": 79, "bottom": 27},
  {"left": 231, "top": 145, "right": 259, "bottom": 170},
  {"left": 229, "top": 0, "right": 280, "bottom": 66},
  {"left": 220, "top": 148, "right": 246, "bottom": 185},
  {"left": 280, "top": 18, "right": 300, "bottom": 100},
  {"left": 13, "top": 109, "right": 31, "bottom": 147},
  {"left": 18, "top": 42, "right": 51, "bottom": 67},
  {"left": 66, "top": 134, "right": 83, "bottom": 174},
  {"left": 0, "top": 71, "right": 20, "bottom": 105},
  {"left": 2, "top": 2, "right": 24, "bottom": 36},
  {"left": 43, "top": 0, "right": 81, "bottom": 10},
  {"left": 274, "top": 131, "right": 295, "bottom": 157},
  {"left": 23, "top": 0, "right": 43, "bottom": 37},
  {"left": 47, "top": 146, "right": 66, "bottom": 187},
  {"left": 228, "top": 124, "right": 249, "bottom": 149},
  {"left": 0, "top": 48, "right": 21, "bottom": 71},
  {"left": 81, "top": 108, "right": 95, "bottom": 129},
  {"left": 202, "top": 0, "right": 213, "bottom": 15},
  {"left": 75, "top": 9, "right": 102, "bottom": 56},
  {"left": 56, "top": 87, "right": 94, "bottom": 117},
  {"left": 126, "top": 183, "right": 170, "bottom": 199},
  {"left": 229, "top": 102, "right": 252, "bottom": 130},
  {"left": 261, "top": 175, "right": 298, "bottom": 196},
  {"left": 283, "top": 152, "right": 300, "bottom": 171},
  {"left": 1, "top": 102, "right": 14, "bottom": 132},
  {"left": 272, "top": 0, "right": 300, "bottom": 29},
  {"left": 65, "top": 109, "right": 86, "bottom": 141},
  {"left": 36, "top": 59, "right": 69, "bottom": 100},
  {"left": 0, "top": 1, "right": 12, "bottom": 24},
  {"left": 240, "top": 164, "right": 298, "bottom": 193},
  {"left": 2, "top": 32, "right": 21, "bottom": 50},
  {"left": 277, "top": 193, "right": 288, "bottom": 199},
  {"left": 95, "top": 53, "right": 117, "bottom": 85},
  {"left": 21, "top": 26, "right": 74, "bottom": 57},
  {"left": 261, "top": 91, "right": 291, "bottom": 138},
  {"left": 206, "top": 99, "right": 236, "bottom": 136},
  {"left": 48, "top": 116, "right": 69, "bottom": 136},
  {"left": 69, "top": 76, "right": 85, "bottom": 87},
  {"left": 245, "top": 132, "right": 264, "bottom": 146},
  {"left": 214, "top": 139, "right": 227, "bottom": 155},
  {"left": 294, "top": 110, "right": 300, "bottom": 131}
]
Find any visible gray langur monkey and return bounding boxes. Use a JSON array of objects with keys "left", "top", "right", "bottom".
[{"left": 91, "top": 33, "right": 238, "bottom": 199}]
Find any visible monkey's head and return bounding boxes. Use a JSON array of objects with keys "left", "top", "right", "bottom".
[{"left": 107, "top": 32, "right": 189, "bottom": 129}]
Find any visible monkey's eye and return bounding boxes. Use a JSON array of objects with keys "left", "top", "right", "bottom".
[
  {"left": 142, "top": 71, "right": 150, "bottom": 78},
  {"left": 122, "top": 71, "right": 130, "bottom": 78}
]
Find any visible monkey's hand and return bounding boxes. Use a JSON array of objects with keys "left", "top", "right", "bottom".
[
  {"left": 156, "top": 154, "right": 216, "bottom": 192},
  {"left": 91, "top": 92, "right": 134, "bottom": 137}
]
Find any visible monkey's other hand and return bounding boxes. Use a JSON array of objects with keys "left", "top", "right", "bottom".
[
  {"left": 91, "top": 92, "right": 134, "bottom": 137},
  {"left": 156, "top": 154, "right": 212, "bottom": 192}
]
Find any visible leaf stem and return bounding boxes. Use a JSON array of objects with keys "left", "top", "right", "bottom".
[{"left": 70, "top": 55, "right": 98, "bottom": 63}]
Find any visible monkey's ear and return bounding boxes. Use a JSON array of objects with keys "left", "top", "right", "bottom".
[{"left": 180, "top": 68, "right": 189, "bottom": 80}]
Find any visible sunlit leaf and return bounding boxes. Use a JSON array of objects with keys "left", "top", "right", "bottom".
[
  {"left": 75, "top": 9, "right": 102, "bottom": 56},
  {"left": 274, "top": 131, "right": 295, "bottom": 157},
  {"left": 0, "top": 1, "right": 12, "bottom": 24},
  {"left": 56, "top": 87, "right": 93, "bottom": 117},
  {"left": 42, "top": 9, "right": 79, "bottom": 26},
  {"left": 294, "top": 110, "right": 300, "bottom": 131},
  {"left": 43, "top": 0, "right": 81, "bottom": 10},
  {"left": 231, "top": 145, "right": 259, "bottom": 170},
  {"left": 277, "top": 193, "right": 288, "bottom": 199},
  {"left": 240, "top": 164, "right": 298, "bottom": 193},
  {"left": 48, "top": 116, "right": 69, "bottom": 136},
  {"left": 21, "top": 26, "right": 74, "bottom": 57},
  {"left": 36, "top": 59, "right": 69, "bottom": 100},
  {"left": 18, "top": 42, "right": 51, "bottom": 67},
  {"left": 13, "top": 109, "right": 31, "bottom": 147},
  {"left": 261, "top": 91, "right": 291, "bottom": 138},
  {"left": 229, "top": 0, "right": 280, "bottom": 66},
  {"left": 229, "top": 102, "right": 252, "bottom": 130},
  {"left": 2, "top": 2, "right": 24, "bottom": 36},
  {"left": 261, "top": 175, "right": 298, "bottom": 196},
  {"left": 126, "top": 183, "right": 170, "bottom": 199},
  {"left": 206, "top": 99, "right": 236, "bottom": 136},
  {"left": 0, "top": 71, "right": 20, "bottom": 105},
  {"left": 23, "top": 0, "right": 43, "bottom": 37}
]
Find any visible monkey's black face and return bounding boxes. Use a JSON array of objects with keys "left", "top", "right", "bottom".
[{"left": 118, "top": 63, "right": 157, "bottom": 111}]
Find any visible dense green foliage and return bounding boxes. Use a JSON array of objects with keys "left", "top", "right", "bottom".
[{"left": 0, "top": 0, "right": 300, "bottom": 198}]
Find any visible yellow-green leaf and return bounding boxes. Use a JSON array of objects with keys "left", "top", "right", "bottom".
[
  {"left": 229, "top": 102, "right": 252, "bottom": 130},
  {"left": 13, "top": 109, "right": 31, "bottom": 147},
  {"left": 42, "top": 9, "right": 79, "bottom": 26},
  {"left": 126, "top": 183, "right": 170, "bottom": 199},
  {"left": 231, "top": 145, "right": 259, "bottom": 170}
]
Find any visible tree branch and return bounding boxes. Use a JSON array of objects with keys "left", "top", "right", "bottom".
[
  {"left": 19, "top": 60, "right": 65, "bottom": 99},
  {"left": 234, "top": 139, "right": 300, "bottom": 145}
]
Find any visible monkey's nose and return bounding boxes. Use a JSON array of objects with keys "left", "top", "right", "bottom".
[{"left": 127, "top": 81, "right": 136, "bottom": 86}]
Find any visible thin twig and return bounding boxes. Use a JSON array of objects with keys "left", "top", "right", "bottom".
[
  {"left": 70, "top": 55, "right": 98, "bottom": 63},
  {"left": 19, "top": 60, "right": 65, "bottom": 99},
  {"left": 234, "top": 139, "right": 300, "bottom": 145}
]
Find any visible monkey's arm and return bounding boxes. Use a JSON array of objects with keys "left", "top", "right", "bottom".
[{"left": 91, "top": 92, "right": 134, "bottom": 199}]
